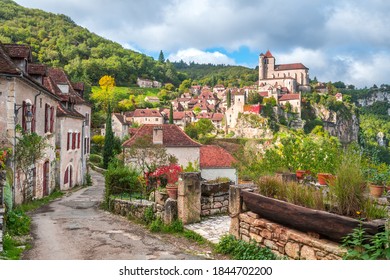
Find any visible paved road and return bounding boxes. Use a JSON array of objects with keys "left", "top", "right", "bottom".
[{"left": 23, "top": 170, "right": 207, "bottom": 260}]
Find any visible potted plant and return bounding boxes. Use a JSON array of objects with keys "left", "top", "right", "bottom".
[
  {"left": 367, "top": 169, "right": 386, "bottom": 198},
  {"left": 152, "top": 164, "right": 182, "bottom": 199}
]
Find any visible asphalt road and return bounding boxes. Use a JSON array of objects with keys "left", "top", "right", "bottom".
[{"left": 22, "top": 169, "right": 208, "bottom": 260}]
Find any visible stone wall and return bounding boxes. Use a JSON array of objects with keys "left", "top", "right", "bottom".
[
  {"left": 109, "top": 198, "right": 154, "bottom": 220},
  {"left": 229, "top": 185, "right": 346, "bottom": 260},
  {"left": 237, "top": 211, "right": 345, "bottom": 260},
  {"left": 201, "top": 182, "right": 229, "bottom": 217}
]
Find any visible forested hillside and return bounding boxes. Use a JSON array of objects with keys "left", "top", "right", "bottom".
[{"left": 0, "top": 0, "right": 185, "bottom": 87}]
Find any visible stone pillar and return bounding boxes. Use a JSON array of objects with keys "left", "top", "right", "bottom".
[
  {"left": 164, "top": 198, "right": 178, "bottom": 225},
  {"left": 229, "top": 185, "right": 243, "bottom": 239},
  {"left": 178, "top": 172, "right": 201, "bottom": 225}
]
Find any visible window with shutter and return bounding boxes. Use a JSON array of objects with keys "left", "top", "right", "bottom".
[
  {"left": 50, "top": 106, "right": 55, "bottom": 133},
  {"left": 77, "top": 133, "right": 81, "bottom": 149}
]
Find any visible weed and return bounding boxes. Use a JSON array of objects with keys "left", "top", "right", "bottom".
[
  {"left": 215, "top": 235, "right": 277, "bottom": 260},
  {"left": 85, "top": 173, "right": 93, "bottom": 186},
  {"left": 1, "top": 233, "right": 24, "bottom": 260},
  {"left": 183, "top": 230, "right": 207, "bottom": 244},
  {"left": 5, "top": 210, "right": 30, "bottom": 236},
  {"left": 142, "top": 206, "right": 155, "bottom": 225}
]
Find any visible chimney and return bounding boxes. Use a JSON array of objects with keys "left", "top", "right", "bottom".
[{"left": 153, "top": 126, "right": 163, "bottom": 145}]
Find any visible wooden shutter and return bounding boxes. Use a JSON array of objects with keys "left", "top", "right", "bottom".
[
  {"left": 50, "top": 106, "right": 55, "bottom": 133},
  {"left": 72, "top": 132, "right": 76, "bottom": 149},
  {"left": 77, "top": 133, "right": 81, "bottom": 149},
  {"left": 67, "top": 132, "right": 70, "bottom": 150},
  {"left": 44, "top": 104, "right": 49, "bottom": 133},
  {"left": 31, "top": 104, "right": 36, "bottom": 133},
  {"left": 22, "top": 101, "right": 27, "bottom": 132}
]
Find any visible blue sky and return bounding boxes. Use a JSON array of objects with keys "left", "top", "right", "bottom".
[{"left": 14, "top": 0, "right": 390, "bottom": 88}]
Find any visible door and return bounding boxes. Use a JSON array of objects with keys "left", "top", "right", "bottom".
[{"left": 43, "top": 161, "right": 49, "bottom": 196}]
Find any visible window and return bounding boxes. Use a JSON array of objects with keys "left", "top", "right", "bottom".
[{"left": 77, "top": 133, "right": 81, "bottom": 149}]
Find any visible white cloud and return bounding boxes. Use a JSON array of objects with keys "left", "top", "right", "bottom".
[
  {"left": 168, "top": 48, "right": 236, "bottom": 65},
  {"left": 276, "top": 48, "right": 327, "bottom": 69}
]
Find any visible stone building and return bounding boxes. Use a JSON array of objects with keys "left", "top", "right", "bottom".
[
  {"left": 0, "top": 44, "right": 60, "bottom": 203},
  {"left": 259, "top": 50, "right": 310, "bottom": 93}
]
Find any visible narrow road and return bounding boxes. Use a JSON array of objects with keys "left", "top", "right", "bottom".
[{"left": 23, "top": 169, "right": 207, "bottom": 260}]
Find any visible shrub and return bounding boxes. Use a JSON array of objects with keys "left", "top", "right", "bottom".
[
  {"left": 89, "top": 154, "right": 102, "bottom": 165},
  {"left": 104, "top": 161, "right": 141, "bottom": 206},
  {"left": 216, "top": 235, "right": 277, "bottom": 260},
  {"left": 85, "top": 172, "right": 93, "bottom": 186},
  {"left": 5, "top": 210, "right": 31, "bottom": 236}
]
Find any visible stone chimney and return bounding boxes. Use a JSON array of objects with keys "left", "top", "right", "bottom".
[{"left": 153, "top": 126, "right": 163, "bottom": 145}]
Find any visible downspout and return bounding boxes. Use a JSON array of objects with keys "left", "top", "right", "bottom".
[{"left": 81, "top": 120, "right": 86, "bottom": 185}]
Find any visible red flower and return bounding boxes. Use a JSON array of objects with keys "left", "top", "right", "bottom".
[{"left": 152, "top": 164, "right": 182, "bottom": 184}]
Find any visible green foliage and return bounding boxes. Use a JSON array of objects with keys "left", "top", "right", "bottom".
[
  {"left": 158, "top": 50, "right": 165, "bottom": 63},
  {"left": 142, "top": 206, "right": 155, "bottom": 225},
  {"left": 15, "top": 190, "right": 64, "bottom": 213},
  {"left": 182, "top": 230, "right": 207, "bottom": 244},
  {"left": 342, "top": 222, "right": 390, "bottom": 260},
  {"left": 1, "top": 233, "right": 24, "bottom": 260},
  {"left": 89, "top": 153, "right": 103, "bottom": 166},
  {"left": 104, "top": 161, "right": 142, "bottom": 206},
  {"left": 215, "top": 235, "right": 277, "bottom": 260},
  {"left": 0, "top": 0, "right": 184, "bottom": 87},
  {"left": 183, "top": 160, "right": 200, "bottom": 172},
  {"left": 85, "top": 172, "right": 93, "bottom": 186},
  {"left": 226, "top": 89, "right": 231, "bottom": 108},
  {"left": 169, "top": 103, "right": 174, "bottom": 124},
  {"left": 5, "top": 210, "right": 30, "bottom": 236},
  {"left": 149, "top": 218, "right": 184, "bottom": 233},
  {"left": 247, "top": 91, "right": 262, "bottom": 105},
  {"left": 4, "top": 169, "right": 13, "bottom": 211}
]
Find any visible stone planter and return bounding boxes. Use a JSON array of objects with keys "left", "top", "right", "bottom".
[
  {"left": 166, "top": 184, "right": 178, "bottom": 200},
  {"left": 241, "top": 190, "right": 385, "bottom": 243}
]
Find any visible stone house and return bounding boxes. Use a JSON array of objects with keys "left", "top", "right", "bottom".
[
  {"left": 132, "top": 108, "right": 164, "bottom": 125},
  {"left": 225, "top": 91, "right": 245, "bottom": 129},
  {"left": 136, "top": 78, "right": 161, "bottom": 88},
  {"left": 278, "top": 93, "right": 301, "bottom": 114},
  {"left": 44, "top": 68, "right": 91, "bottom": 190},
  {"left": 144, "top": 96, "right": 160, "bottom": 104},
  {"left": 200, "top": 145, "right": 237, "bottom": 184},
  {"left": 111, "top": 113, "right": 131, "bottom": 139},
  {"left": 0, "top": 44, "right": 60, "bottom": 203}
]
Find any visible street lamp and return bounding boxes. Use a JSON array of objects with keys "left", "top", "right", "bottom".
[{"left": 14, "top": 102, "right": 33, "bottom": 133}]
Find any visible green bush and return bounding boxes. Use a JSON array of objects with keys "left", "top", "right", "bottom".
[
  {"left": 5, "top": 210, "right": 31, "bottom": 236},
  {"left": 104, "top": 161, "right": 141, "bottom": 206},
  {"left": 216, "top": 235, "right": 277, "bottom": 260},
  {"left": 89, "top": 154, "right": 103, "bottom": 165},
  {"left": 85, "top": 172, "right": 93, "bottom": 186}
]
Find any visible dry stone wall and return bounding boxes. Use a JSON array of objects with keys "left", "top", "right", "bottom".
[
  {"left": 200, "top": 182, "right": 230, "bottom": 217},
  {"left": 237, "top": 211, "right": 345, "bottom": 260},
  {"left": 110, "top": 198, "right": 154, "bottom": 220}
]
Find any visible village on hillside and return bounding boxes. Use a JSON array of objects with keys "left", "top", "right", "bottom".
[{"left": 1, "top": 41, "right": 389, "bottom": 262}]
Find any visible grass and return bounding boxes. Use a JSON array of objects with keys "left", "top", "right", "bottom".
[
  {"left": 215, "top": 234, "right": 278, "bottom": 260},
  {"left": 1, "top": 189, "right": 65, "bottom": 260}
]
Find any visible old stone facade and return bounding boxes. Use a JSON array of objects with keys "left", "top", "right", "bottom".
[
  {"left": 201, "top": 182, "right": 229, "bottom": 217},
  {"left": 237, "top": 212, "right": 345, "bottom": 260}
]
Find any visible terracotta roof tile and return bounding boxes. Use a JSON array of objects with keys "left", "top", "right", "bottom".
[
  {"left": 0, "top": 45, "right": 21, "bottom": 74},
  {"left": 123, "top": 124, "right": 201, "bottom": 148},
  {"left": 200, "top": 145, "right": 236, "bottom": 168},
  {"left": 264, "top": 50, "right": 273, "bottom": 58},
  {"left": 278, "top": 94, "right": 300, "bottom": 101},
  {"left": 275, "top": 63, "right": 308, "bottom": 71},
  {"left": 132, "top": 108, "right": 162, "bottom": 118},
  {"left": 27, "top": 63, "right": 46, "bottom": 75},
  {"left": 3, "top": 44, "right": 32, "bottom": 61}
]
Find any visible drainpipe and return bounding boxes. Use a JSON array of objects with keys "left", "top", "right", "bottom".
[{"left": 81, "top": 120, "right": 86, "bottom": 185}]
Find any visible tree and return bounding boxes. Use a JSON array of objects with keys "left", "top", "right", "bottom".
[
  {"left": 196, "top": 119, "right": 215, "bottom": 136},
  {"left": 169, "top": 103, "right": 174, "bottom": 124},
  {"left": 158, "top": 50, "right": 165, "bottom": 63},
  {"left": 247, "top": 90, "right": 262, "bottom": 104},
  {"left": 125, "top": 135, "right": 175, "bottom": 174},
  {"left": 226, "top": 89, "right": 231, "bottom": 108},
  {"left": 14, "top": 132, "right": 49, "bottom": 202},
  {"left": 103, "top": 104, "right": 114, "bottom": 169},
  {"left": 178, "top": 79, "right": 192, "bottom": 93}
]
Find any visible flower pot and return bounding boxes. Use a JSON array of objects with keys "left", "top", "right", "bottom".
[
  {"left": 317, "top": 173, "right": 335, "bottom": 186},
  {"left": 369, "top": 184, "right": 384, "bottom": 198},
  {"left": 296, "top": 170, "right": 306, "bottom": 180},
  {"left": 166, "top": 184, "right": 178, "bottom": 200}
]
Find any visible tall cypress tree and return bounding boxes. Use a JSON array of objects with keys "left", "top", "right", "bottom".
[
  {"left": 158, "top": 50, "right": 165, "bottom": 63},
  {"left": 227, "top": 89, "right": 231, "bottom": 108},
  {"left": 169, "top": 103, "right": 174, "bottom": 124},
  {"left": 103, "top": 104, "right": 114, "bottom": 169}
]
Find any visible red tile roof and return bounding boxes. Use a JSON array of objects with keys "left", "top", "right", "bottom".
[
  {"left": 264, "top": 50, "right": 273, "bottom": 58},
  {"left": 259, "top": 91, "right": 269, "bottom": 97},
  {"left": 3, "top": 44, "right": 32, "bottom": 61},
  {"left": 211, "top": 113, "right": 224, "bottom": 121},
  {"left": 132, "top": 108, "right": 162, "bottom": 118},
  {"left": 0, "top": 45, "right": 20, "bottom": 74},
  {"left": 278, "top": 94, "right": 300, "bottom": 101},
  {"left": 56, "top": 103, "right": 85, "bottom": 119},
  {"left": 275, "top": 63, "right": 308, "bottom": 71},
  {"left": 200, "top": 145, "right": 236, "bottom": 168},
  {"left": 123, "top": 124, "right": 201, "bottom": 148},
  {"left": 27, "top": 63, "right": 46, "bottom": 75}
]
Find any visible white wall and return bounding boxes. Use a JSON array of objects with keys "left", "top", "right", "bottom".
[
  {"left": 201, "top": 168, "right": 237, "bottom": 184},
  {"left": 166, "top": 147, "right": 200, "bottom": 168}
]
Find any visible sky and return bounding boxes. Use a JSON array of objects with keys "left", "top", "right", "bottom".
[{"left": 14, "top": 0, "right": 390, "bottom": 88}]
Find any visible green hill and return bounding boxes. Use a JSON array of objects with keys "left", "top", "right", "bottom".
[{"left": 0, "top": 0, "right": 183, "bottom": 87}]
